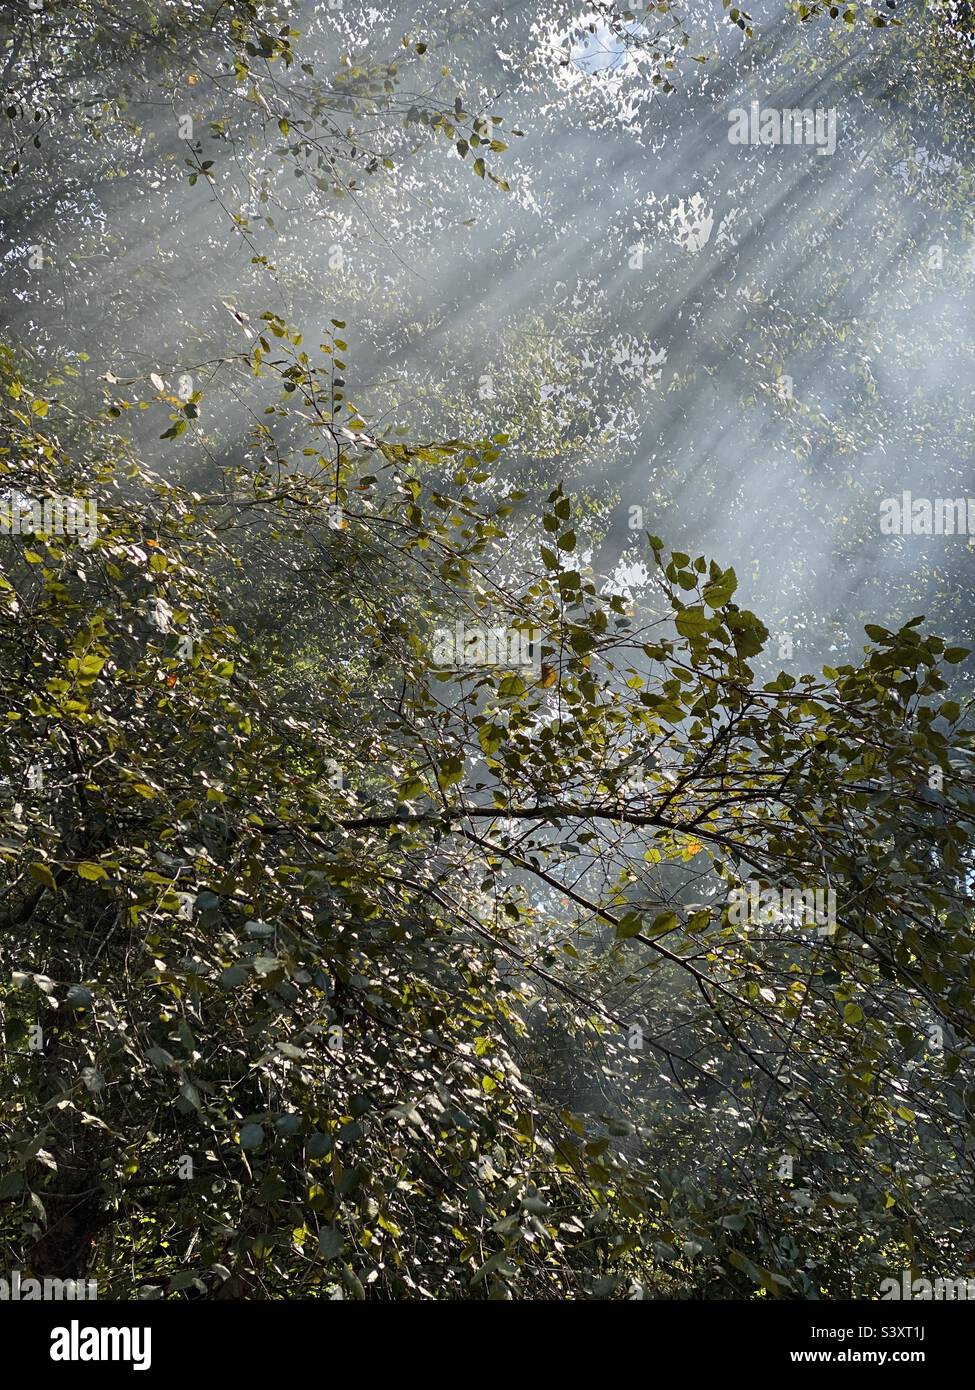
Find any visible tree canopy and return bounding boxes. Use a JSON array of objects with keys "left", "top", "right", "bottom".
[{"left": 1, "top": 0, "right": 975, "bottom": 1301}]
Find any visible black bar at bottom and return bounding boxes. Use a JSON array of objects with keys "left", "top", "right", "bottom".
[{"left": 0, "top": 1298, "right": 964, "bottom": 1377}]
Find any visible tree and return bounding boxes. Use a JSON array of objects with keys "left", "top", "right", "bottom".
[{"left": 1, "top": 322, "right": 973, "bottom": 1297}]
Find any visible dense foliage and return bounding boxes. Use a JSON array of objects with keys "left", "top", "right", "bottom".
[{"left": 1, "top": 0, "right": 974, "bottom": 1299}]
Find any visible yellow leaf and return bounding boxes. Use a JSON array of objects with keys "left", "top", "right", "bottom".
[
  {"left": 77, "top": 861, "right": 109, "bottom": 881},
  {"left": 29, "top": 862, "right": 57, "bottom": 890}
]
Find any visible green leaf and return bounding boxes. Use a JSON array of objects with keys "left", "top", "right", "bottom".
[
  {"left": 616, "top": 911, "right": 643, "bottom": 940},
  {"left": 219, "top": 965, "right": 250, "bottom": 989},
  {"left": 239, "top": 1123, "right": 265, "bottom": 1152},
  {"left": 675, "top": 606, "right": 712, "bottom": 638},
  {"left": 702, "top": 568, "right": 737, "bottom": 608},
  {"left": 0, "top": 1172, "right": 25, "bottom": 1199},
  {"left": 318, "top": 1226, "right": 343, "bottom": 1260},
  {"left": 77, "top": 861, "right": 108, "bottom": 881},
  {"left": 649, "top": 911, "right": 678, "bottom": 935},
  {"left": 28, "top": 862, "right": 57, "bottom": 891}
]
